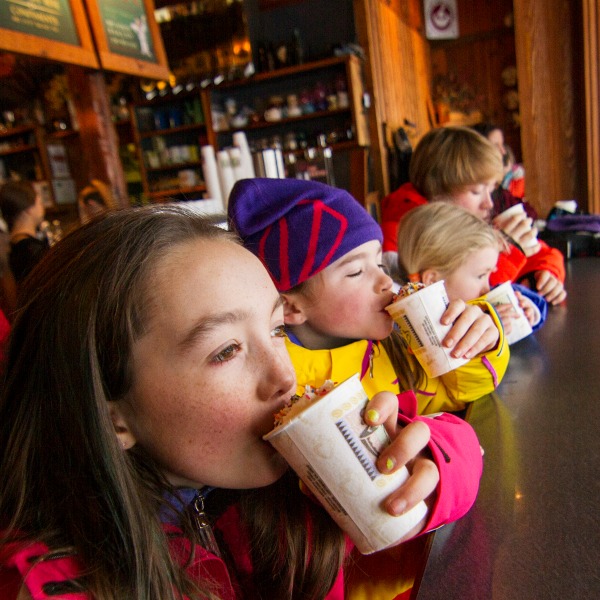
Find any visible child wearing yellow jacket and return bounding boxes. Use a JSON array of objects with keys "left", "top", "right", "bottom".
[{"left": 228, "top": 178, "right": 508, "bottom": 416}]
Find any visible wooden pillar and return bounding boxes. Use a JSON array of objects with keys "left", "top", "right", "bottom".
[
  {"left": 513, "top": 0, "right": 585, "bottom": 215},
  {"left": 353, "top": 0, "right": 433, "bottom": 197},
  {"left": 66, "top": 66, "right": 129, "bottom": 208},
  {"left": 582, "top": 0, "right": 600, "bottom": 214}
]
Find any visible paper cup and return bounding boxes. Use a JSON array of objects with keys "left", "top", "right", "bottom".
[
  {"left": 495, "top": 203, "right": 538, "bottom": 248},
  {"left": 263, "top": 375, "right": 428, "bottom": 555},
  {"left": 485, "top": 281, "right": 533, "bottom": 345},
  {"left": 385, "top": 280, "right": 469, "bottom": 378}
]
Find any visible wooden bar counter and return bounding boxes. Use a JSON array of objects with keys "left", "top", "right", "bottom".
[{"left": 413, "top": 257, "right": 600, "bottom": 599}]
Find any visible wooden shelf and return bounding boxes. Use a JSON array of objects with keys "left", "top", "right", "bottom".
[
  {"left": 215, "top": 108, "right": 352, "bottom": 134},
  {"left": 148, "top": 184, "right": 207, "bottom": 199},
  {"left": 0, "top": 143, "right": 37, "bottom": 157},
  {"left": 139, "top": 122, "right": 207, "bottom": 138},
  {"left": 46, "top": 129, "right": 79, "bottom": 140},
  {"left": 215, "top": 55, "right": 351, "bottom": 89},
  {"left": 145, "top": 160, "right": 202, "bottom": 172},
  {"left": 0, "top": 124, "right": 35, "bottom": 138}
]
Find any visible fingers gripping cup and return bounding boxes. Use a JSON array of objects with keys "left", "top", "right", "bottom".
[
  {"left": 263, "top": 375, "right": 428, "bottom": 555},
  {"left": 484, "top": 281, "right": 533, "bottom": 345},
  {"left": 495, "top": 203, "right": 539, "bottom": 249},
  {"left": 385, "top": 280, "right": 469, "bottom": 378}
]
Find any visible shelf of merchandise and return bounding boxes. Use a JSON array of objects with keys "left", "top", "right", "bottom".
[
  {"left": 130, "top": 90, "right": 214, "bottom": 202},
  {"left": 209, "top": 55, "right": 369, "bottom": 152},
  {"left": 0, "top": 125, "right": 46, "bottom": 179}
]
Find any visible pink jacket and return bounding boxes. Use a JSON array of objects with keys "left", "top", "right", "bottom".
[{"left": 0, "top": 395, "right": 481, "bottom": 599}]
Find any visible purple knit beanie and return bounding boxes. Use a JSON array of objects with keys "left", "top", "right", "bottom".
[{"left": 228, "top": 178, "right": 383, "bottom": 291}]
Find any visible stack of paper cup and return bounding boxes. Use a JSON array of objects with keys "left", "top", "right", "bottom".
[
  {"left": 200, "top": 146, "right": 223, "bottom": 207},
  {"left": 485, "top": 281, "right": 533, "bottom": 345},
  {"left": 227, "top": 146, "right": 246, "bottom": 182},
  {"left": 216, "top": 150, "right": 236, "bottom": 208},
  {"left": 385, "top": 280, "right": 469, "bottom": 378},
  {"left": 264, "top": 374, "right": 428, "bottom": 554},
  {"left": 232, "top": 131, "right": 256, "bottom": 179}
]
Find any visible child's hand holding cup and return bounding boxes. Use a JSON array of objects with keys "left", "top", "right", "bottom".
[
  {"left": 264, "top": 375, "right": 428, "bottom": 554},
  {"left": 385, "top": 281, "right": 470, "bottom": 378},
  {"left": 493, "top": 203, "right": 541, "bottom": 256}
]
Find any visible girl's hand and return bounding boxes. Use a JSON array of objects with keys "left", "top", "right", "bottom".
[
  {"left": 514, "top": 291, "right": 537, "bottom": 326},
  {"left": 364, "top": 391, "right": 438, "bottom": 540},
  {"left": 532, "top": 270, "right": 567, "bottom": 305},
  {"left": 493, "top": 212, "right": 541, "bottom": 256},
  {"left": 492, "top": 302, "right": 518, "bottom": 334},
  {"left": 440, "top": 300, "right": 500, "bottom": 359}
]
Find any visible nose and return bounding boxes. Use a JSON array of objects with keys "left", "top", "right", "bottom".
[
  {"left": 258, "top": 343, "right": 296, "bottom": 402},
  {"left": 480, "top": 280, "right": 491, "bottom": 295},
  {"left": 377, "top": 268, "right": 394, "bottom": 294},
  {"left": 483, "top": 188, "right": 494, "bottom": 209}
]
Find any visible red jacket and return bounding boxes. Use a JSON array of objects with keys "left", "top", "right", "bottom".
[
  {"left": 381, "top": 183, "right": 566, "bottom": 285},
  {"left": 381, "top": 183, "right": 427, "bottom": 253}
]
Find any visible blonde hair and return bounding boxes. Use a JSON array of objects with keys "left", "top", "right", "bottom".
[
  {"left": 409, "top": 126, "right": 504, "bottom": 200},
  {"left": 397, "top": 203, "right": 507, "bottom": 281}
]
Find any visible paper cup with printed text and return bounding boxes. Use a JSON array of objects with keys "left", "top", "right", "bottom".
[
  {"left": 263, "top": 375, "right": 428, "bottom": 555},
  {"left": 485, "top": 281, "right": 533, "bottom": 345},
  {"left": 385, "top": 280, "right": 469, "bottom": 378}
]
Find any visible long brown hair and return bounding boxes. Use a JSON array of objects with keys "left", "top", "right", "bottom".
[{"left": 0, "top": 206, "right": 344, "bottom": 599}]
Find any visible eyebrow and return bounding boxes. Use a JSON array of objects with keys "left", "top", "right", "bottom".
[{"left": 177, "top": 295, "right": 284, "bottom": 351}]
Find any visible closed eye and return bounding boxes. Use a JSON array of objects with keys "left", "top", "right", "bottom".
[{"left": 347, "top": 270, "right": 363, "bottom": 278}]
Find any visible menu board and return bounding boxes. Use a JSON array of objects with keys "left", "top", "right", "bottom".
[
  {"left": 0, "top": 0, "right": 99, "bottom": 67},
  {"left": 84, "top": 0, "right": 169, "bottom": 80}
]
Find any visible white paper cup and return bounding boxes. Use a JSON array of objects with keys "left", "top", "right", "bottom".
[
  {"left": 484, "top": 281, "right": 533, "bottom": 345},
  {"left": 495, "top": 203, "right": 538, "bottom": 248},
  {"left": 385, "top": 280, "right": 469, "bottom": 378},
  {"left": 263, "top": 375, "right": 428, "bottom": 555}
]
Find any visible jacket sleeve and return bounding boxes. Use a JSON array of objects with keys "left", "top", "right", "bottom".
[
  {"left": 490, "top": 240, "right": 566, "bottom": 288},
  {"left": 490, "top": 244, "right": 527, "bottom": 287},
  {"left": 396, "top": 392, "right": 483, "bottom": 532},
  {"left": 515, "top": 240, "right": 566, "bottom": 283}
]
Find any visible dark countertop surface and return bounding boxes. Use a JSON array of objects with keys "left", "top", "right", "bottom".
[{"left": 414, "top": 257, "right": 600, "bottom": 599}]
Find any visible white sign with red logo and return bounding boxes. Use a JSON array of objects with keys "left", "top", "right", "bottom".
[{"left": 424, "top": 0, "right": 459, "bottom": 40}]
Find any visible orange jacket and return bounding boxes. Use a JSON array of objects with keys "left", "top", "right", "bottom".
[{"left": 381, "top": 183, "right": 566, "bottom": 284}]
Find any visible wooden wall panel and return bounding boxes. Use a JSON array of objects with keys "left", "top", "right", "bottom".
[
  {"left": 353, "top": 0, "right": 433, "bottom": 196},
  {"left": 513, "top": 0, "right": 582, "bottom": 216},
  {"left": 583, "top": 0, "right": 600, "bottom": 214}
]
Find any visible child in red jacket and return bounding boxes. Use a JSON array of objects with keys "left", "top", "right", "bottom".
[{"left": 381, "top": 126, "right": 566, "bottom": 305}]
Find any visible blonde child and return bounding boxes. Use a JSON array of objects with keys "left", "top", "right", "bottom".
[
  {"left": 396, "top": 203, "right": 547, "bottom": 336},
  {"left": 381, "top": 126, "right": 566, "bottom": 305}
]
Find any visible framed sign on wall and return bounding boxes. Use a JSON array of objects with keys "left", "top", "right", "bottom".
[
  {"left": 84, "top": 0, "right": 169, "bottom": 80},
  {"left": 0, "top": 0, "right": 99, "bottom": 68}
]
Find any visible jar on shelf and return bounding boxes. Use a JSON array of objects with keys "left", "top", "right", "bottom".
[
  {"left": 335, "top": 75, "right": 350, "bottom": 109},
  {"left": 312, "top": 82, "right": 328, "bottom": 112},
  {"left": 287, "top": 94, "right": 302, "bottom": 118},
  {"left": 264, "top": 96, "right": 285, "bottom": 122},
  {"left": 299, "top": 89, "right": 315, "bottom": 114}
]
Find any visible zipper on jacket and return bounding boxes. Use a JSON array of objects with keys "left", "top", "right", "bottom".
[{"left": 192, "top": 489, "right": 222, "bottom": 558}]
